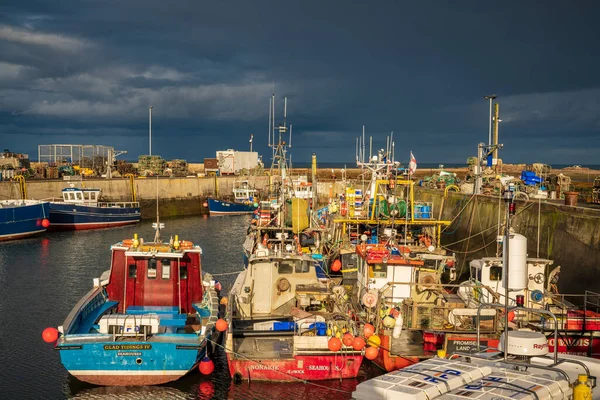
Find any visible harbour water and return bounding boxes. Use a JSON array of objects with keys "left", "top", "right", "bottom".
[{"left": 0, "top": 215, "right": 380, "bottom": 399}]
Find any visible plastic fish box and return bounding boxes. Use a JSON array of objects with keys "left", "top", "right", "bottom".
[{"left": 253, "top": 320, "right": 296, "bottom": 331}]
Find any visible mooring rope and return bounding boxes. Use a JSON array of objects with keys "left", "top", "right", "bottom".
[{"left": 208, "top": 271, "right": 245, "bottom": 277}]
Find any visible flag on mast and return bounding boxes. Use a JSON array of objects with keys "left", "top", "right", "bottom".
[{"left": 408, "top": 151, "right": 417, "bottom": 175}]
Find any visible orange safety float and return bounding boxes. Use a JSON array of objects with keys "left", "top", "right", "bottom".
[
  {"left": 179, "top": 240, "right": 194, "bottom": 250},
  {"left": 340, "top": 201, "right": 348, "bottom": 216}
]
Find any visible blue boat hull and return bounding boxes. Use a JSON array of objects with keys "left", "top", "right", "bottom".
[
  {"left": 0, "top": 201, "right": 50, "bottom": 241},
  {"left": 49, "top": 203, "right": 141, "bottom": 230},
  {"left": 208, "top": 198, "right": 255, "bottom": 215},
  {"left": 57, "top": 341, "right": 205, "bottom": 386}
]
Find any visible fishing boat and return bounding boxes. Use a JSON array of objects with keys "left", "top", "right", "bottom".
[
  {"left": 225, "top": 225, "right": 363, "bottom": 381},
  {"left": 323, "top": 141, "right": 488, "bottom": 372},
  {"left": 224, "top": 95, "right": 363, "bottom": 382},
  {"left": 46, "top": 225, "right": 220, "bottom": 386},
  {"left": 458, "top": 234, "right": 600, "bottom": 358},
  {"left": 0, "top": 199, "right": 50, "bottom": 241},
  {"left": 208, "top": 180, "right": 258, "bottom": 216},
  {"left": 48, "top": 186, "right": 140, "bottom": 230},
  {"left": 354, "top": 220, "right": 600, "bottom": 399},
  {"left": 1, "top": 176, "right": 51, "bottom": 241}
]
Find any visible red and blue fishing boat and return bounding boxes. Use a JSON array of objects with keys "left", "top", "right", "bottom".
[
  {"left": 46, "top": 229, "right": 221, "bottom": 386},
  {"left": 208, "top": 180, "right": 258, "bottom": 216},
  {"left": 0, "top": 199, "right": 50, "bottom": 241},
  {"left": 49, "top": 186, "right": 140, "bottom": 230}
]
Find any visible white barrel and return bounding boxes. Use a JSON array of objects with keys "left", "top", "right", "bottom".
[{"left": 503, "top": 233, "right": 527, "bottom": 290}]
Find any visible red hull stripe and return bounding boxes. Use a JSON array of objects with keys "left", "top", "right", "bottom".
[
  {"left": 48, "top": 220, "right": 138, "bottom": 231},
  {"left": 227, "top": 354, "right": 363, "bottom": 381}
]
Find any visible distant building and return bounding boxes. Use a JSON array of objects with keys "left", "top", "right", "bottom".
[{"left": 216, "top": 150, "right": 260, "bottom": 175}]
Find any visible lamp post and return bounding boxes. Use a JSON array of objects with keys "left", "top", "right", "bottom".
[
  {"left": 484, "top": 94, "right": 497, "bottom": 146},
  {"left": 149, "top": 106, "right": 153, "bottom": 155}
]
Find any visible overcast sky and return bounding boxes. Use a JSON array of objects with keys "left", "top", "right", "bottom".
[{"left": 1, "top": 1, "right": 599, "bottom": 165}]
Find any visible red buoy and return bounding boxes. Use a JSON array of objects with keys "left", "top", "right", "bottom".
[
  {"left": 342, "top": 333, "right": 354, "bottom": 347},
  {"left": 330, "top": 259, "right": 342, "bottom": 272},
  {"left": 214, "top": 281, "right": 222, "bottom": 291},
  {"left": 365, "top": 346, "right": 379, "bottom": 360},
  {"left": 363, "top": 323, "right": 375, "bottom": 338},
  {"left": 42, "top": 327, "right": 59, "bottom": 343},
  {"left": 199, "top": 357, "right": 215, "bottom": 375},
  {"left": 328, "top": 337, "right": 342, "bottom": 352},
  {"left": 41, "top": 219, "right": 50, "bottom": 228},
  {"left": 216, "top": 319, "right": 228, "bottom": 332},
  {"left": 352, "top": 336, "right": 366, "bottom": 351},
  {"left": 203, "top": 202, "right": 209, "bottom": 208}
]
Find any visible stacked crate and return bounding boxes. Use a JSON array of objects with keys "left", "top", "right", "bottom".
[
  {"left": 138, "top": 155, "right": 165, "bottom": 176},
  {"left": 167, "top": 159, "right": 189, "bottom": 176}
]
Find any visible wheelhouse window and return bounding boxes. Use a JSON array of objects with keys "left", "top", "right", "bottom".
[
  {"left": 277, "top": 261, "right": 294, "bottom": 274},
  {"left": 128, "top": 264, "right": 137, "bottom": 278},
  {"left": 470, "top": 266, "right": 482, "bottom": 282},
  {"left": 91, "top": 192, "right": 97, "bottom": 200},
  {"left": 161, "top": 259, "right": 171, "bottom": 279},
  {"left": 370, "top": 264, "right": 387, "bottom": 279},
  {"left": 83, "top": 192, "right": 90, "bottom": 200},
  {"left": 148, "top": 259, "right": 157, "bottom": 279},
  {"left": 295, "top": 260, "right": 310, "bottom": 273},
  {"left": 68, "top": 193, "right": 75, "bottom": 201},
  {"left": 489, "top": 266, "right": 502, "bottom": 281},
  {"left": 76, "top": 192, "right": 83, "bottom": 200},
  {"left": 180, "top": 265, "right": 188, "bottom": 279}
]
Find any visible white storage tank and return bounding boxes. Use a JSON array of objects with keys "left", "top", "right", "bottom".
[{"left": 502, "top": 233, "right": 528, "bottom": 290}]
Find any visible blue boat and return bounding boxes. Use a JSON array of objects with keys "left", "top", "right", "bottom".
[
  {"left": 50, "top": 232, "right": 221, "bottom": 386},
  {"left": 208, "top": 180, "right": 258, "bottom": 216},
  {"left": 0, "top": 200, "right": 50, "bottom": 241},
  {"left": 49, "top": 187, "right": 141, "bottom": 230}
]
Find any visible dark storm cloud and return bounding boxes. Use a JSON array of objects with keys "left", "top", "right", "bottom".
[{"left": 0, "top": 0, "right": 599, "bottom": 164}]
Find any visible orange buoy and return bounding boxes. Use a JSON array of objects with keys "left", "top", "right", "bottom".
[
  {"left": 219, "top": 297, "right": 229, "bottom": 305},
  {"left": 41, "top": 218, "right": 50, "bottom": 228},
  {"left": 199, "top": 357, "right": 215, "bottom": 375},
  {"left": 216, "top": 319, "right": 228, "bottom": 332},
  {"left": 331, "top": 259, "right": 342, "bottom": 272},
  {"left": 342, "top": 333, "right": 354, "bottom": 347},
  {"left": 508, "top": 311, "right": 516, "bottom": 322},
  {"left": 42, "top": 327, "right": 59, "bottom": 343},
  {"left": 352, "top": 336, "right": 366, "bottom": 351},
  {"left": 203, "top": 201, "right": 209, "bottom": 208},
  {"left": 328, "top": 337, "right": 342, "bottom": 352},
  {"left": 363, "top": 323, "right": 375, "bottom": 338},
  {"left": 365, "top": 346, "right": 379, "bottom": 360}
]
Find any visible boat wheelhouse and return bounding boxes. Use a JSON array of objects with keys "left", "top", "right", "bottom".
[
  {"left": 49, "top": 187, "right": 140, "bottom": 230},
  {"left": 53, "top": 234, "right": 220, "bottom": 386}
]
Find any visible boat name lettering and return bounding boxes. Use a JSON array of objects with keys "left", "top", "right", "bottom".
[
  {"left": 104, "top": 344, "right": 152, "bottom": 351},
  {"left": 548, "top": 338, "right": 590, "bottom": 347},
  {"left": 286, "top": 369, "right": 304, "bottom": 374},
  {"left": 248, "top": 365, "right": 279, "bottom": 370},
  {"left": 308, "top": 365, "right": 329, "bottom": 371},
  {"left": 117, "top": 352, "right": 141, "bottom": 356},
  {"left": 55, "top": 345, "right": 83, "bottom": 350}
]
